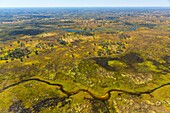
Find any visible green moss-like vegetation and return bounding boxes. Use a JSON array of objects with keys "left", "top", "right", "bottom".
[
  {"left": 136, "top": 61, "right": 160, "bottom": 73},
  {"left": 108, "top": 60, "right": 127, "bottom": 71}
]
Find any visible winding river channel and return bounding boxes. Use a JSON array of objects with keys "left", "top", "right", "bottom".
[{"left": 1, "top": 78, "right": 170, "bottom": 101}]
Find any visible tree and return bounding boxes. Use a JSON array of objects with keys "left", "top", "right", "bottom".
[{"left": 35, "top": 50, "right": 38, "bottom": 55}]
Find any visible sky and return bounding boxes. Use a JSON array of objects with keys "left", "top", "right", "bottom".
[{"left": 0, "top": 0, "right": 170, "bottom": 7}]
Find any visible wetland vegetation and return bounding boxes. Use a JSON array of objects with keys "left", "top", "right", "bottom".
[{"left": 0, "top": 7, "right": 170, "bottom": 113}]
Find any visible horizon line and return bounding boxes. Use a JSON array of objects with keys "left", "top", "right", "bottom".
[{"left": 0, "top": 6, "right": 170, "bottom": 8}]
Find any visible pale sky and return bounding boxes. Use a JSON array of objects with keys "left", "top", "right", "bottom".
[{"left": 0, "top": 0, "right": 169, "bottom": 7}]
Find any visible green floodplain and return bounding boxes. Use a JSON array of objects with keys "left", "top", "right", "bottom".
[{"left": 0, "top": 7, "right": 170, "bottom": 113}]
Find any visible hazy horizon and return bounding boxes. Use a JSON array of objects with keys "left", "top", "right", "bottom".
[
  {"left": 0, "top": 0, "right": 170, "bottom": 7},
  {"left": 0, "top": 6, "right": 170, "bottom": 8}
]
